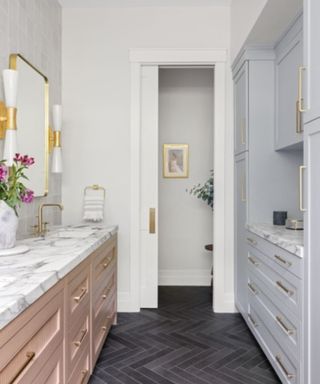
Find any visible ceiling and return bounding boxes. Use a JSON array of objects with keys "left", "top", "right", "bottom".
[{"left": 58, "top": 0, "right": 231, "bottom": 7}]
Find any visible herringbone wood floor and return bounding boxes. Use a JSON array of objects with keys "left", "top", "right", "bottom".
[{"left": 89, "top": 287, "right": 280, "bottom": 384}]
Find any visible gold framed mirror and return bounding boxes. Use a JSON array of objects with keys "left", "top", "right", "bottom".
[{"left": 9, "top": 54, "right": 49, "bottom": 197}]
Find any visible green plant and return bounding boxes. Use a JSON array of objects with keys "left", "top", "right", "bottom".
[{"left": 188, "top": 170, "right": 214, "bottom": 209}]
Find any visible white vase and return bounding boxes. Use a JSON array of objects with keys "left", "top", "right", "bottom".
[{"left": 0, "top": 201, "right": 18, "bottom": 249}]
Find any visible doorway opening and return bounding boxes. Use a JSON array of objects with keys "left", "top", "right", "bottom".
[{"left": 158, "top": 67, "right": 214, "bottom": 304}]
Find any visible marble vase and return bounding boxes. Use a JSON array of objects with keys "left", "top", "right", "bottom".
[{"left": 0, "top": 201, "right": 18, "bottom": 249}]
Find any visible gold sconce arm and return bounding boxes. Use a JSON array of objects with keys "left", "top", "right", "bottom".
[
  {"left": 0, "top": 101, "right": 17, "bottom": 139},
  {"left": 49, "top": 128, "right": 61, "bottom": 153}
]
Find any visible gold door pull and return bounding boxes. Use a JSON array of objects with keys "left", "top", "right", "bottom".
[
  {"left": 149, "top": 208, "right": 156, "bottom": 234},
  {"left": 74, "top": 287, "right": 88, "bottom": 303}
]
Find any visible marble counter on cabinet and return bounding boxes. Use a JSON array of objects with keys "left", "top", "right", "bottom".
[
  {"left": 0, "top": 224, "right": 118, "bottom": 330},
  {"left": 246, "top": 223, "right": 304, "bottom": 258}
]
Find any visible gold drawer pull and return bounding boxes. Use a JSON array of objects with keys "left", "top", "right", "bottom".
[
  {"left": 103, "top": 256, "right": 113, "bottom": 268},
  {"left": 276, "top": 281, "right": 293, "bottom": 297},
  {"left": 276, "top": 355, "right": 295, "bottom": 380},
  {"left": 247, "top": 237, "right": 257, "bottom": 246},
  {"left": 80, "top": 369, "right": 89, "bottom": 384},
  {"left": 74, "top": 328, "right": 88, "bottom": 347},
  {"left": 102, "top": 325, "right": 108, "bottom": 332},
  {"left": 275, "top": 316, "right": 295, "bottom": 336},
  {"left": 248, "top": 282, "right": 258, "bottom": 295},
  {"left": 9, "top": 351, "right": 35, "bottom": 384},
  {"left": 248, "top": 314, "right": 258, "bottom": 327},
  {"left": 275, "top": 255, "right": 292, "bottom": 267},
  {"left": 102, "top": 288, "right": 112, "bottom": 300},
  {"left": 74, "top": 287, "right": 88, "bottom": 303},
  {"left": 248, "top": 256, "right": 259, "bottom": 266}
]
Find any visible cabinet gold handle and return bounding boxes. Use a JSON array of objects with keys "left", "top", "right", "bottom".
[
  {"left": 276, "top": 281, "right": 293, "bottom": 297},
  {"left": 103, "top": 256, "right": 113, "bottom": 268},
  {"left": 247, "top": 237, "right": 257, "bottom": 246},
  {"left": 275, "top": 316, "right": 294, "bottom": 336},
  {"left": 248, "top": 256, "right": 259, "bottom": 267},
  {"left": 9, "top": 351, "right": 35, "bottom": 384},
  {"left": 74, "top": 287, "right": 87, "bottom": 303},
  {"left": 74, "top": 328, "right": 88, "bottom": 347},
  {"left": 275, "top": 254, "right": 292, "bottom": 267},
  {"left": 248, "top": 314, "right": 258, "bottom": 327},
  {"left": 102, "top": 287, "right": 112, "bottom": 300},
  {"left": 299, "top": 166, "right": 306, "bottom": 212},
  {"left": 80, "top": 369, "right": 89, "bottom": 384},
  {"left": 149, "top": 208, "right": 156, "bottom": 234},
  {"left": 298, "top": 66, "right": 307, "bottom": 112},
  {"left": 296, "top": 100, "right": 302, "bottom": 133},
  {"left": 248, "top": 282, "right": 258, "bottom": 295},
  {"left": 276, "top": 355, "right": 295, "bottom": 379}
]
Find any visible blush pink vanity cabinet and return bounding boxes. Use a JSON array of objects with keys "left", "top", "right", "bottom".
[{"left": 0, "top": 233, "right": 117, "bottom": 384}]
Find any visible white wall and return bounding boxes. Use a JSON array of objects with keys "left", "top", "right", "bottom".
[
  {"left": 62, "top": 5, "right": 230, "bottom": 310},
  {"left": 230, "top": 0, "right": 267, "bottom": 62},
  {"left": 158, "top": 68, "right": 213, "bottom": 286}
]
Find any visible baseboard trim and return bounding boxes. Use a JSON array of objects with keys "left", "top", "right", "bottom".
[
  {"left": 159, "top": 269, "right": 211, "bottom": 286},
  {"left": 117, "top": 292, "right": 139, "bottom": 312}
]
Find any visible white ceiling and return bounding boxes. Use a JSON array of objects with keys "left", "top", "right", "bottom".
[{"left": 58, "top": 0, "right": 231, "bottom": 8}]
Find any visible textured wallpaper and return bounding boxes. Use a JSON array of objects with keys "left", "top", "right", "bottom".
[{"left": 0, "top": 0, "right": 62, "bottom": 238}]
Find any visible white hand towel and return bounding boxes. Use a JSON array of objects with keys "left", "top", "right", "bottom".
[{"left": 83, "top": 186, "right": 105, "bottom": 222}]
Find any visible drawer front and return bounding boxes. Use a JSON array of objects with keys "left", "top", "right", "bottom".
[
  {"left": 92, "top": 269, "right": 116, "bottom": 322},
  {"left": 68, "top": 348, "right": 90, "bottom": 384},
  {"left": 248, "top": 303, "right": 299, "bottom": 384},
  {"left": 248, "top": 275, "right": 300, "bottom": 360},
  {"left": 66, "top": 312, "right": 90, "bottom": 380},
  {"left": 66, "top": 262, "right": 90, "bottom": 324},
  {"left": 92, "top": 241, "right": 116, "bottom": 290},
  {"left": 246, "top": 231, "right": 302, "bottom": 279},
  {"left": 32, "top": 344, "right": 63, "bottom": 384},
  {"left": 0, "top": 289, "right": 64, "bottom": 384},
  {"left": 247, "top": 245, "right": 301, "bottom": 316}
]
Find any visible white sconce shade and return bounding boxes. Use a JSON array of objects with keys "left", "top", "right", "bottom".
[
  {"left": 3, "top": 130, "right": 17, "bottom": 167},
  {"left": 3, "top": 69, "right": 18, "bottom": 107},
  {"left": 52, "top": 104, "right": 62, "bottom": 132},
  {"left": 51, "top": 147, "right": 63, "bottom": 173}
]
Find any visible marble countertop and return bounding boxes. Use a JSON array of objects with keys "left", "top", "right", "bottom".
[
  {"left": 0, "top": 224, "right": 118, "bottom": 330},
  {"left": 246, "top": 223, "right": 304, "bottom": 258}
]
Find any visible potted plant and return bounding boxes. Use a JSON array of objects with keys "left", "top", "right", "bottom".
[
  {"left": 0, "top": 154, "right": 35, "bottom": 249},
  {"left": 188, "top": 170, "right": 214, "bottom": 209}
]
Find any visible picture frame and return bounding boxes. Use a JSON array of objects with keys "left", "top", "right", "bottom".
[{"left": 163, "top": 144, "right": 189, "bottom": 178}]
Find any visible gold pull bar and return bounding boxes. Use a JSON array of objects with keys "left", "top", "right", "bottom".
[
  {"left": 74, "top": 287, "right": 88, "bottom": 303},
  {"left": 298, "top": 66, "right": 307, "bottom": 112},
  {"left": 248, "top": 314, "right": 258, "bottom": 327},
  {"left": 276, "top": 355, "right": 295, "bottom": 380},
  {"left": 247, "top": 237, "right": 257, "bottom": 246},
  {"left": 276, "top": 281, "right": 293, "bottom": 297},
  {"left": 9, "top": 351, "right": 35, "bottom": 384},
  {"left": 248, "top": 256, "right": 259, "bottom": 267},
  {"left": 74, "top": 328, "right": 88, "bottom": 347},
  {"left": 248, "top": 282, "right": 258, "bottom": 295},
  {"left": 299, "top": 166, "right": 307, "bottom": 212},
  {"left": 149, "top": 208, "right": 156, "bottom": 234},
  {"left": 275, "top": 254, "right": 292, "bottom": 267},
  {"left": 275, "top": 316, "right": 295, "bottom": 336},
  {"left": 80, "top": 369, "right": 89, "bottom": 384},
  {"left": 103, "top": 256, "right": 113, "bottom": 269}
]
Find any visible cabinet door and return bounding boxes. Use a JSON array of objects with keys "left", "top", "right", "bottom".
[
  {"left": 234, "top": 153, "right": 248, "bottom": 317},
  {"left": 304, "top": 0, "right": 320, "bottom": 124},
  {"left": 275, "top": 31, "right": 303, "bottom": 150},
  {"left": 234, "top": 62, "right": 248, "bottom": 155},
  {"left": 303, "top": 118, "right": 320, "bottom": 384}
]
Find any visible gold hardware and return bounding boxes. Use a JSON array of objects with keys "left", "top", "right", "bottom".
[
  {"left": 102, "top": 287, "right": 112, "bottom": 300},
  {"left": 84, "top": 184, "right": 106, "bottom": 198},
  {"left": 240, "top": 117, "right": 246, "bottom": 145},
  {"left": 74, "top": 287, "right": 87, "bottom": 303},
  {"left": 0, "top": 101, "right": 6, "bottom": 139},
  {"left": 275, "top": 355, "right": 295, "bottom": 379},
  {"left": 0, "top": 102, "right": 17, "bottom": 139},
  {"left": 9, "top": 351, "right": 35, "bottom": 384},
  {"left": 276, "top": 281, "right": 293, "bottom": 297},
  {"left": 275, "top": 316, "right": 294, "bottom": 336},
  {"left": 296, "top": 100, "right": 302, "bottom": 133},
  {"left": 101, "top": 325, "right": 107, "bottom": 331},
  {"left": 241, "top": 174, "right": 246, "bottom": 202},
  {"left": 6, "top": 107, "right": 17, "bottom": 130},
  {"left": 298, "top": 66, "right": 307, "bottom": 112},
  {"left": 248, "top": 256, "right": 259, "bottom": 266},
  {"left": 248, "top": 282, "right": 258, "bottom": 295},
  {"left": 103, "top": 256, "right": 112, "bottom": 269},
  {"left": 80, "top": 369, "right": 89, "bottom": 384},
  {"left": 74, "top": 328, "right": 88, "bottom": 347},
  {"left": 247, "top": 237, "right": 257, "bottom": 246},
  {"left": 54, "top": 131, "right": 61, "bottom": 147},
  {"left": 299, "top": 166, "right": 306, "bottom": 212},
  {"left": 274, "top": 254, "right": 292, "bottom": 267},
  {"left": 37, "top": 203, "right": 63, "bottom": 236},
  {"left": 248, "top": 314, "right": 258, "bottom": 327},
  {"left": 149, "top": 208, "right": 156, "bottom": 234},
  {"left": 49, "top": 127, "right": 54, "bottom": 153}
]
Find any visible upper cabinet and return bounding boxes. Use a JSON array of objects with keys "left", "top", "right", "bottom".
[
  {"left": 234, "top": 62, "right": 248, "bottom": 155},
  {"left": 275, "top": 16, "right": 303, "bottom": 150},
  {"left": 303, "top": 0, "right": 320, "bottom": 124}
]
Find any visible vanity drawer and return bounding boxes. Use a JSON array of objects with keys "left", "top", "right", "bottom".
[
  {"left": 31, "top": 344, "right": 63, "bottom": 384},
  {"left": 0, "top": 285, "right": 64, "bottom": 384},
  {"left": 246, "top": 231, "right": 302, "bottom": 279},
  {"left": 92, "top": 238, "right": 117, "bottom": 291},
  {"left": 68, "top": 348, "right": 90, "bottom": 384},
  {"left": 247, "top": 245, "right": 301, "bottom": 316},
  {"left": 92, "top": 269, "right": 116, "bottom": 321},
  {"left": 66, "top": 260, "right": 90, "bottom": 325},
  {"left": 248, "top": 302, "right": 299, "bottom": 384}
]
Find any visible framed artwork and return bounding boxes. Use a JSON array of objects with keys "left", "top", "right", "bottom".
[{"left": 163, "top": 144, "right": 189, "bottom": 178}]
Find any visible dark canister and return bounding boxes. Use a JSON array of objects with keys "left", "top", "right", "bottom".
[{"left": 273, "top": 211, "right": 287, "bottom": 226}]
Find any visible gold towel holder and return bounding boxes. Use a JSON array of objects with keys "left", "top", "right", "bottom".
[{"left": 84, "top": 184, "right": 106, "bottom": 198}]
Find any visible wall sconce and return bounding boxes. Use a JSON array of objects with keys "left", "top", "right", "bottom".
[
  {"left": 0, "top": 69, "right": 18, "bottom": 166},
  {"left": 50, "top": 104, "right": 63, "bottom": 173}
]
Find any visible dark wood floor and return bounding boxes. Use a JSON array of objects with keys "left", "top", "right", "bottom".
[{"left": 89, "top": 287, "right": 280, "bottom": 384}]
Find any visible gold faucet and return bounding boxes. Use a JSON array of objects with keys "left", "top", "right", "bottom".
[{"left": 37, "top": 203, "right": 64, "bottom": 235}]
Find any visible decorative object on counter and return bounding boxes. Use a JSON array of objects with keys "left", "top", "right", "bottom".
[
  {"left": 83, "top": 184, "right": 105, "bottom": 222},
  {"left": 273, "top": 211, "right": 287, "bottom": 226},
  {"left": 163, "top": 143, "right": 189, "bottom": 178},
  {"left": 0, "top": 154, "right": 34, "bottom": 249},
  {"left": 188, "top": 170, "right": 214, "bottom": 209},
  {"left": 286, "top": 218, "right": 304, "bottom": 230},
  {"left": 51, "top": 104, "right": 63, "bottom": 173}
]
